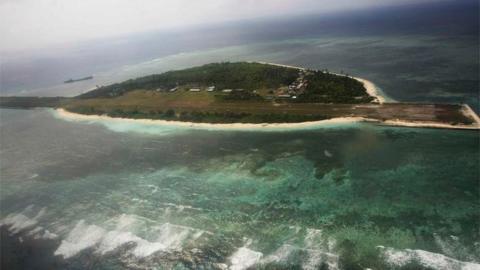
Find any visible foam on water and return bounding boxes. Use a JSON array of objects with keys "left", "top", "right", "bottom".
[
  {"left": 98, "top": 214, "right": 173, "bottom": 256},
  {"left": 100, "top": 121, "right": 189, "bottom": 136},
  {"left": 3, "top": 108, "right": 479, "bottom": 269},
  {"left": 0, "top": 206, "right": 57, "bottom": 240},
  {"left": 39, "top": 230, "right": 58, "bottom": 240},
  {"left": 97, "top": 231, "right": 139, "bottom": 255},
  {"left": 115, "top": 213, "right": 138, "bottom": 231},
  {"left": 433, "top": 234, "right": 479, "bottom": 263},
  {"left": 51, "top": 214, "right": 206, "bottom": 259},
  {"left": 52, "top": 110, "right": 189, "bottom": 136},
  {"left": 155, "top": 223, "right": 203, "bottom": 250},
  {"left": 2, "top": 213, "right": 39, "bottom": 234},
  {"left": 228, "top": 227, "right": 339, "bottom": 270},
  {"left": 130, "top": 239, "right": 166, "bottom": 258},
  {"left": 260, "top": 244, "right": 339, "bottom": 270},
  {"left": 379, "top": 246, "right": 480, "bottom": 270},
  {"left": 55, "top": 220, "right": 107, "bottom": 258},
  {"left": 229, "top": 247, "right": 263, "bottom": 270}
]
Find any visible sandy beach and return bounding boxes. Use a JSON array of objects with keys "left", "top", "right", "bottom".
[
  {"left": 381, "top": 119, "right": 480, "bottom": 130},
  {"left": 53, "top": 62, "right": 479, "bottom": 131},
  {"left": 350, "top": 76, "right": 387, "bottom": 104},
  {"left": 55, "top": 108, "right": 370, "bottom": 130},
  {"left": 55, "top": 108, "right": 479, "bottom": 131}
]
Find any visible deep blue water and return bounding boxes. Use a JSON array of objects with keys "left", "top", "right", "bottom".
[
  {"left": 1, "top": 0, "right": 479, "bottom": 269},
  {"left": 1, "top": 0, "right": 478, "bottom": 109}
]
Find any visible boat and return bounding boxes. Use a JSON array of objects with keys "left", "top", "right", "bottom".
[{"left": 64, "top": 76, "right": 93, "bottom": 84}]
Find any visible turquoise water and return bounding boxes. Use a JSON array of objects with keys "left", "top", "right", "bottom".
[
  {"left": 1, "top": 2, "right": 478, "bottom": 268},
  {"left": 1, "top": 108, "right": 478, "bottom": 269}
]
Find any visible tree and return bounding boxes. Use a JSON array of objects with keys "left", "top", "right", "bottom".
[{"left": 165, "top": 109, "right": 175, "bottom": 117}]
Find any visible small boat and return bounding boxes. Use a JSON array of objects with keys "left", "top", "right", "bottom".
[{"left": 64, "top": 76, "right": 93, "bottom": 84}]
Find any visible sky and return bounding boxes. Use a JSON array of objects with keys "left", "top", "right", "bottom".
[{"left": 0, "top": 0, "right": 443, "bottom": 52}]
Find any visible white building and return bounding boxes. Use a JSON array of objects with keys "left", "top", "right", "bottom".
[
  {"left": 222, "top": 89, "right": 232, "bottom": 93},
  {"left": 207, "top": 86, "right": 215, "bottom": 92},
  {"left": 189, "top": 88, "right": 201, "bottom": 92}
]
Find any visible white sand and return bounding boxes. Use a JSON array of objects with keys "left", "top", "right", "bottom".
[
  {"left": 381, "top": 119, "right": 480, "bottom": 130},
  {"left": 55, "top": 109, "right": 367, "bottom": 130},
  {"left": 55, "top": 62, "right": 480, "bottom": 131},
  {"left": 56, "top": 108, "right": 479, "bottom": 131},
  {"left": 350, "top": 76, "right": 386, "bottom": 104},
  {"left": 461, "top": 104, "right": 480, "bottom": 125}
]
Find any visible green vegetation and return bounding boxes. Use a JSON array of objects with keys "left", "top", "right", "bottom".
[
  {"left": 215, "top": 90, "right": 263, "bottom": 101},
  {"left": 298, "top": 70, "right": 374, "bottom": 103},
  {"left": 1, "top": 62, "right": 477, "bottom": 127},
  {"left": 66, "top": 106, "right": 330, "bottom": 124},
  {"left": 77, "top": 62, "right": 372, "bottom": 103},
  {"left": 79, "top": 62, "right": 299, "bottom": 99},
  {"left": 62, "top": 90, "right": 476, "bottom": 125}
]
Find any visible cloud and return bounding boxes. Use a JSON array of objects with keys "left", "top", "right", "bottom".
[{"left": 0, "top": 0, "right": 441, "bottom": 51}]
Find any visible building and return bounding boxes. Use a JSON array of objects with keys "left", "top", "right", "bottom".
[
  {"left": 207, "top": 86, "right": 215, "bottom": 92},
  {"left": 189, "top": 88, "right": 201, "bottom": 92},
  {"left": 222, "top": 89, "right": 232, "bottom": 93},
  {"left": 169, "top": 87, "right": 177, "bottom": 92}
]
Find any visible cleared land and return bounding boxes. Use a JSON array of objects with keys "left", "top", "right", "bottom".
[
  {"left": 61, "top": 90, "right": 477, "bottom": 127},
  {"left": 1, "top": 62, "right": 478, "bottom": 129}
]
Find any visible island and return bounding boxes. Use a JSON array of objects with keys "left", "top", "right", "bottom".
[{"left": 1, "top": 62, "right": 479, "bottom": 129}]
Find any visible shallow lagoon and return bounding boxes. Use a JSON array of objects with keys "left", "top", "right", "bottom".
[{"left": 1, "top": 108, "right": 478, "bottom": 269}]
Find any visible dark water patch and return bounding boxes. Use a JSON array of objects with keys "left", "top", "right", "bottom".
[{"left": 0, "top": 226, "right": 65, "bottom": 270}]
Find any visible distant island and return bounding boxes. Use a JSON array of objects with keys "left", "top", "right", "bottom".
[
  {"left": 64, "top": 76, "right": 93, "bottom": 84},
  {"left": 1, "top": 62, "right": 479, "bottom": 129}
]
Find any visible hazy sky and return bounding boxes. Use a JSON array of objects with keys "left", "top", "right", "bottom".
[{"left": 1, "top": 0, "right": 441, "bottom": 52}]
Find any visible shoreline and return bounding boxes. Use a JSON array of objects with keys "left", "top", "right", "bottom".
[
  {"left": 50, "top": 62, "right": 479, "bottom": 131},
  {"left": 55, "top": 108, "right": 480, "bottom": 131},
  {"left": 55, "top": 108, "right": 369, "bottom": 130},
  {"left": 254, "top": 61, "right": 390, "bottom": 104},
  {"left": 350, "top": 76, "right": 387, "bottom": 104}
]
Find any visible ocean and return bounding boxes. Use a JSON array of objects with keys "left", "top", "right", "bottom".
[
  {"left": 1, "top": 108, "right": 479, "bottom": 269},
  {"left": 1, "top": 0, "right": 479, "bottom": 269},
  {"left": 1, "top": 0, "right": 478, "bottom": 110}
]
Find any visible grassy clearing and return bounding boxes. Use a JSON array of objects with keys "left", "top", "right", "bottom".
[{"left": 63, "top": 90, "right": 475, "bottom": 125}]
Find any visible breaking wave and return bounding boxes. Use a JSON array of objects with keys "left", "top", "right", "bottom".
[
  {"left": 2, "top": 206, "right": 480, "bottom": 269},
  {"left": 228, "top": 228, "right": 340, "bottom": 270},
  {"left": 379, "top": 246, "right": 480, "bottom": 270}
]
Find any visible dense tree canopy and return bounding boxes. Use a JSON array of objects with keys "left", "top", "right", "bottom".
[
  {"left": 78, "top": 62, "right": 372, "bottom": 103},
  {"left": 297, "top": 71, "right": 373, "bottom": 103},
  {"left": 79, "top": 62, "right": 298, "bottom": 98}
]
